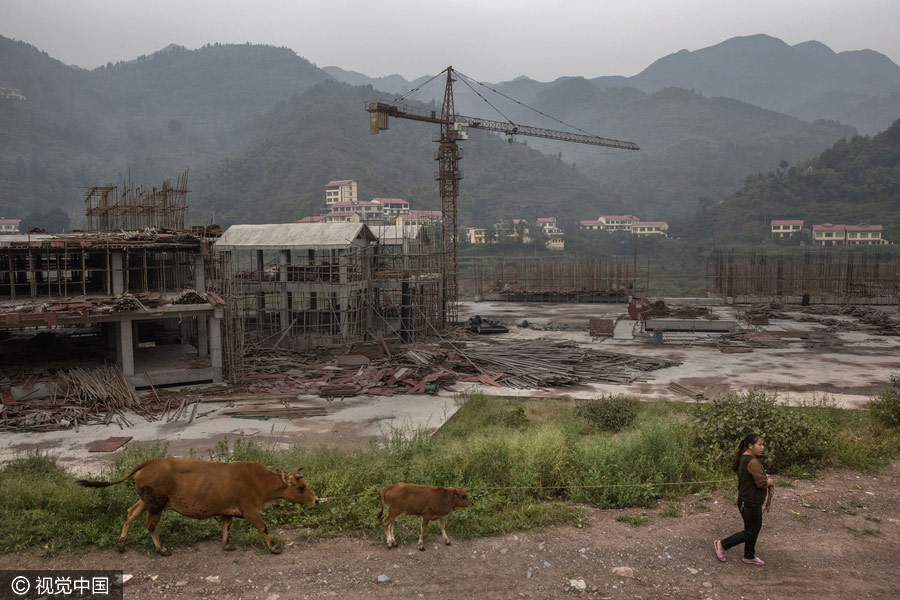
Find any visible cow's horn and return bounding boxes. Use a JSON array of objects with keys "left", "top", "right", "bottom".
[{"left": 295, "top": 467, "right": 303, "bottom": 473}]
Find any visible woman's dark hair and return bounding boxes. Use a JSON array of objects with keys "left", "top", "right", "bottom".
[{"left": 732, "top": 433, "right": 762, "bottom": 473}]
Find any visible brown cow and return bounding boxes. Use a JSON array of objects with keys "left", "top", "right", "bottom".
[
  {"left": 78, "top": 457, "right": 318, "bottom": 555},
  {"left": 377, "top": 483, "right": 473, "bottom": 551}
]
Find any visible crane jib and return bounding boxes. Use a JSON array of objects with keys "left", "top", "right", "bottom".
[{"left": 366, "top": 102, "right": 638, "bottom": 151}]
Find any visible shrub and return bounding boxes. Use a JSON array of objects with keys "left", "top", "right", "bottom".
[
  {"left": 691, "top": 390, "right": 829, "bottom": 473},
  {"left": 868, "top": 375, "right": 900, "bottom": 428},
  {"left": 576, "top": 396, "right": 639, "bottom": 432}
]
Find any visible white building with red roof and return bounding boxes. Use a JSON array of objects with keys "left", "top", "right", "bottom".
[
  {"left": 0, "top": 218, "right": 22, "bottom": 234},
  {"left": 812, "top": 223, "right": 888, "bottom": 246},
  {"left": 599, "top": 215, "right": 639, "bottom": 232},
  {"left": 372, "top": 198, "right": 410, "bottom": 217}
]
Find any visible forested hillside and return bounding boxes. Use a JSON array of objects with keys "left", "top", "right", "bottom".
[
  {"left": 195, "top": 82, "right": 624, "bottom": 227},
  {"left": 0, "top": 37, "right": 331, "bottom": 222},
  {"left": 0, "top": 35, "right": 889, "bottom": 234},
  {"left": 682, "top": 120, "right": 900, "bottom": 242},
  {"left": 518, "top": 81, "right": 856, "bottom": 219}
]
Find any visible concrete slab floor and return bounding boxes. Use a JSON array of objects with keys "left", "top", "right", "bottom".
[
  {"left": 455, "top": 300, "right": 900, "bottom": 408},
  {"left": 0, "top": 392, "right": 461, "bottom": 476}
]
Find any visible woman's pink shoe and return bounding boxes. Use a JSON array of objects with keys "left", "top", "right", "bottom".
[
  {"left": 714, "top": 540, "right": 727, "bottom": 562},
  {"left": 742, "top": 557, "right": 765, "bottom": 566}
]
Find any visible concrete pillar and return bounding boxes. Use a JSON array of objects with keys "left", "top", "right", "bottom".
[
  {"left": 278, "top": 250, "right": 291, "bottom": 341},
  {"left": 209, "top": 309, "right": 223, "bottom": 382},
  {"left": 111, "top": 252, "right": 125, "bottom": 296},
  {"left": 197, "top": 314, "right": 209, "bottom": 356},
  {"left": 256, "top": 249, "right": 265, "bottom": 332},
  {"left": 193, "top": 255, "right": 207, "bottom": 292},
  {"left": 179, "top": 317, "right": 190, "bottom": 345},
  {"left": 338, "top": 250, "right": 349, "bottom": 339},
  {"left": 106, "top": 322, "right": 117, "bottom": 360},
  {"left": 117, "top": 319, "right": 134, "bottom": 377}
]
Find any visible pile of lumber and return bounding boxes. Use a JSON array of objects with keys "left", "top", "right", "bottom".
[
  {"left": 240, "top": 337, "right": 680, "bottom": 396},
  {"left": 1, "top": 364, "right": 150, "bottom": 432}
]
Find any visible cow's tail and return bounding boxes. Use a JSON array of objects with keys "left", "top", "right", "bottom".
[
  {"left": 76, "top": 460, "right": 154, "bottom": 488},
  {"left": 377, "top": 487, "right": 386, "bottom": 521}
]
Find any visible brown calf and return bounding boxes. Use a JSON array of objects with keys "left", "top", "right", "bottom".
[
  {"left": 78, "top": 457, "right": 318, "bottom": 555},
  {"left": 377, "top": 483, "right": 473, "bottom": 551}
]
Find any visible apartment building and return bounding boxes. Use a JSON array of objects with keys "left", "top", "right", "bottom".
[
  {"left": 398, "top": 210, "right": 442, "bottom": 227},
  {"left": 325, "top": 180, "right": 358, "bottom": 205},
  {"left": 373, "top": 198, "right": 410, "bottom": 218}
]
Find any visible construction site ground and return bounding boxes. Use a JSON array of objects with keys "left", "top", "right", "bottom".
[{"left": 3, "top": 300, "right": 899, "bottom": 476}]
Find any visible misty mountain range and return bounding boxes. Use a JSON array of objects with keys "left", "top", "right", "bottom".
[{"left": 0, "top": 33, "right": 897, "bottom": 233}]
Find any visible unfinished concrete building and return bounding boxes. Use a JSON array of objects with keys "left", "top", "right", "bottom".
[
  {"left": 0, "top": 174, "right": 222, "bottom": 408},
  {"left": 211, "top": 222, "right": 443, "bottom": 376},
  {"left": 0, "top": 231, "right": 222, "bottom": 389}
]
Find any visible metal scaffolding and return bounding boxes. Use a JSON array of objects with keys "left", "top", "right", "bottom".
[
  {"left": 712, "top": 248, "right": 899, "bottom": 304},
  {"left": 467, "top": 256, "right": 638, "bottom": 303},
  {"left": 84, "top": 170, "right": 189, "bottom": 232},
  {"left": 208, "top": 223, "right": 445, "bottom": 381}
]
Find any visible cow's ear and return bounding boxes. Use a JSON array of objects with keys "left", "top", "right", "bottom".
[{"left": 280, "top": 471, "right": 290, "bottom": 485}]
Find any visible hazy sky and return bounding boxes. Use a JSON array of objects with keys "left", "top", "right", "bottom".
[{"left": 2, "top": 0, "right": 899, "bottom": 82}]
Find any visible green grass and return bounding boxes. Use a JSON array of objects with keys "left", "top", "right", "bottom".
[
  {"left": 2, "top": 390, "right": 898, "bottom": 555},
  {"left": 616, "top": 514, "right": 652, "bottom": 527}
]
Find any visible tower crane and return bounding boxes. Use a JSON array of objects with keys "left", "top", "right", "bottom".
[{"left": 367, "top": 66, "right": 639, "bottom": 323}]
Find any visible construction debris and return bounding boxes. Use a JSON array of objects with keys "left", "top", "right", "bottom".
[
  {"left": 172, "top": 289, "right": 207, "bottom": 304},
  {"left": 238, "top": 336, "right": 680, "bottom": 396},
  {"left": 1, "top": 364, "right": 152, "bottom": 432},
  {"left": 465, "top": 315, "right": 509, "bottom": 334},
  {"left": 667, "top": 382, "right": 706, "bottom": 400}
]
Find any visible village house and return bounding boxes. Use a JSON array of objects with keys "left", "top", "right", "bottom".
[
  {"left": 770, "top": 219, "right": 804, "bottom": 238},
  {"left": 599, "top": 215, "right": 638, "bottom": 232},
  {"left": 536, "top": 217, "right": 565, "bottom": 250},
  {"left": 813, "top": 223, "right": 889, "bottom": 246},
  {"left": 466, "top": 227, "right": 486, "bottom": 244},
  {"left": 0, "top": 218, "right": 22, "bottom": 234},
  {"left": 631, "top": 221, "right": 669, "bottom": 237}
]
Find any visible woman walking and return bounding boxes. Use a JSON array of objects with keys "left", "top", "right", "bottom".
[{"left": 714, "top": 433, "right": 773, "bottom": 565}]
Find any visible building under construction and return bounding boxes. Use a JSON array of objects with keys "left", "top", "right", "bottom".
[
  {"left": 1, "top": 173, "right": 222, "bottom": 403},
  {"left": 210, "top": 222, "right": 444, "bottom": 380},
  {"left": 468, "top": 256, "right": 638, "bottom": 303},
  {"left": 711, "top": 249, "right": 899, "bottom": 305}
]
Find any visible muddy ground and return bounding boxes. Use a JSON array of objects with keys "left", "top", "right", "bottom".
[{"left": 5, "top": 460, "right": 899, "bottom": 600}]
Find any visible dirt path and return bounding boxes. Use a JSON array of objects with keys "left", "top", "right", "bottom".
[{"left": 5, "top": 461, "right": 899, "bottom": 599}]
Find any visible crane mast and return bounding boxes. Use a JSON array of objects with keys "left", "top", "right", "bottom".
[{"left": 367, "top": 66, "right": 639, "bottom": 325}]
